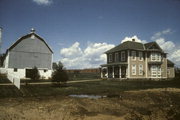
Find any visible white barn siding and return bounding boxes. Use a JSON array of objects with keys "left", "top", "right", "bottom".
[
  {"left": 2, "top": 32, "right": 53, "bottom": 80},
  {"left": 8, "top": 36, "right": 52, "bottom": 69}
]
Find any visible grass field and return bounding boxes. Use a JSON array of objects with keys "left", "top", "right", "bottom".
[
  {"left": 0, "top": 78, "right": 180, "bottom": 98},
  {"left": 67, "top": 72, "right": 101, "bottom": 80},
  {"left": 1, "top": 77, "right": 180, "bottom": 120},
  {"left": 1, "top": 78, "right": 180, "bottom": 120}
]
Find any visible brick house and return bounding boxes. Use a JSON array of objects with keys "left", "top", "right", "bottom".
[{"left": 101, "top": 39, "right": 175, "bottom": 79}]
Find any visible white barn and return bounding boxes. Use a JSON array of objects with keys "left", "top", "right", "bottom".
[{"left": 2, "top": 29, "right": 53, "bottom": 79}]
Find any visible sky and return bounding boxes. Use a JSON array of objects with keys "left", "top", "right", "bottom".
[{"left": 0, "top": 0, "right": 180, "bottom": 69}]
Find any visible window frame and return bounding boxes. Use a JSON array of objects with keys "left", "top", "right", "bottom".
[
  {"left": 132, "top": 64, "right": 136, "bottom": 75},
  {"left": 121, "top": 51, "right": 125, "bottom": 61},
  {"left": 131, "top": 51, "right": 136, "bottom": 60},
  {"left": 109, "top": 54, "right": 112, "bottom": 62},
  {"left": 139, "top": 51, "right": 143, "bottom": 61},
  {"left": 115, "top": 52, "right": 119, "bottom": 62},
  {"left": 151, "top": 65, "right": 161, "bottom": 78},
  {"left": 14, "top": 68, "right": 18, "bottom": 72},
  {"left": 151, "top": 52, "right": 161, "bottom": 61},
  {"left": 139, "top": 64, "right": 143, "bottom": 75}
]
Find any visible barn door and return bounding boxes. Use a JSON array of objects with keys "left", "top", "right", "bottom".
[{"left": 26, "top": 69, "right": 33, "bottom": 78}]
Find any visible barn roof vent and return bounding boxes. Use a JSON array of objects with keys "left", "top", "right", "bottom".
[{"left": 30, "top": 28, "right": 35, "bottom": 33}]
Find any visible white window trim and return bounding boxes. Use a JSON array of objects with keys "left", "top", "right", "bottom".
[
  {"left": 109, "top": 54, "right": 112, "bottom": 62},
  {"left": 132, "top": 64, "right": 136, "bottom": 75},
  {"left": 115, "top": 52, "right": 119, "bottom": 62},
  {"left": 139, "top": 52, "right": 143, "bottom": 61},
  {"left": 151, "top": 65, "right": 161, "bottom": 78},
  {"left": 121, "top": 51, "right": 125, "bottom": 61},
  {"left": 132, "top": 51, "right": 136, "bottom": 60},
  {"left": 139, "top": 64, "right": 143, "bottom": 75},
  {"left": 151, "top": 52, "right": 161, "bottom": 62}
]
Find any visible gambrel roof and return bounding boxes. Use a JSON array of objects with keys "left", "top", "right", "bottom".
[
  {"left": 105, "top": 41, "right": 164, "bottom": 54},
  {"left": 8, "top": 32, "right": 53, "bottom": 53}
]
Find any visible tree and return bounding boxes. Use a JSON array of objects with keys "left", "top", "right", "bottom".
[
  {"left": 52, "top": 62, "right": 68, "bottom": 86},
  {"left": 52, "top": 61, "right": 63, "bottom": 70},
  {"left": 0, "top": 53, "right": 5, "bottom": 67},
  {"left": 29, "top": 66, "right": 40, "bottom": 81}
]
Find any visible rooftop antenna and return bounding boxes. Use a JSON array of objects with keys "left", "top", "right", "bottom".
[{"left": 0, "top": 27, "right": 2, "bottom": 54}]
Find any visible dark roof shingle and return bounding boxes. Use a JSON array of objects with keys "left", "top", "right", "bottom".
[{"left": 105, "top": 41, "right": 144, "bottom": 53}]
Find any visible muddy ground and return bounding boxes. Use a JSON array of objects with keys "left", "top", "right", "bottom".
[{"left": 0, "top": 88, "right": 180, "bottom": 120}]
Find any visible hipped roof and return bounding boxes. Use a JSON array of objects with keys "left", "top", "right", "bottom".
[{"left": 105, "top": 41, "right": 163, "bottom": 53}]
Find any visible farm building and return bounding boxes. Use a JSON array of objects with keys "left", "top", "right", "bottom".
[
  {"left": 101, "top": 39, "right": 175, "bottom": 79},
  {"left": 1, "top": 29, "right": 53, "bottom": 80}
]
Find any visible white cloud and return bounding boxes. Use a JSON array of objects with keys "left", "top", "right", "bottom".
[
  {"left": 156, "top": 38, "right": 175, "bottom": 52},
  {"left": 151, "top": 29, "right": 180, "bottom": 67},
  {"left": 170, "top": 50, "right": 180, "bottom": 63},
  {"left": 60, "top": 42, "right": 83, "bottom": 58},
  {"left": 151, "top": 28, "right": 171, "bottom": 40},
  {"left": 60, "top": 42, "right": 115, "bottom": 69},
  {"left": 121, "top": 35, "right": 147, "bottom": 43},
  {"left": 32, "top": 0, "right": 52, "bottom": 5}
]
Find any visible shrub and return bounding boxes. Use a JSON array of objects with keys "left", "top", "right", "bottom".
[
  {"left": 52, "top": 62, "right": 68, "bottom": 86},
  {"left": 29, "top": 66, "right": 40, "bottom": 81}
]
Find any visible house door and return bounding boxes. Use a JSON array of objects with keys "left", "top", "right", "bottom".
[
  {"left": 114, "top": 67, "right": 119, "bottom": 78},
  {"left": 121, "top": 66, "right": 126, "bottom": 78},
  {"left": 26, "top": 69, "right": 33, "bottom": 78}
]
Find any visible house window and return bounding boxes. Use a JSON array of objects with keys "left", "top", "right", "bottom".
[
  {"left": 44, "top": 69, "right": 48, "bottom": 72},
  {"left": 121, "top": 51, "right": 125, "bottom": 61},
  {"left": 115, "top": 52, "right": 119, "bottom": 62},
  {"left": 132, "top": 64, "right": 136, "bottom": 75},
  {"left": 109, "top": 54, "right": 112, "bottom": 62},
  {"left": 151, "top": 52, "right": 161, "bottom": 61},
  {"left": 132, "top": 51, "right": 136, "bottom": 60},
  {"left": 14, "top": 68, "right": 18, "bottom": 72},
  {"left": 139, "top": 64, "right": 143, "bottom": 75},
  {"left": 157, "top": 53, "right": 161, "bottom": 61},
  {"left": 151, "top": 65, "right": 161, "bottom": 78},
  {"left": 139, "top": 52, "right": 143, "bottom": 61}
]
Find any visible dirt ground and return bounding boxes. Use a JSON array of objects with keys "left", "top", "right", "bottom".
[{"left": 0, "top": 88, "right": 180, "bottom": 120}]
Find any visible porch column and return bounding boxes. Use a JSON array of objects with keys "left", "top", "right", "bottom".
[
  {"left": 119, "top": 65, "right": 121, "bottom": 78},
  {"left": 107, "top": 67, "right": 109, "bottom": 78},
  {"left": 100, "top": 67, "right": 103, "bottom": 78},
  {"left": 126, "top": 66, "right": 128, "bottom": 77},
  {"left": 112, "top": 66, "right": 114, "bottom": 78}
]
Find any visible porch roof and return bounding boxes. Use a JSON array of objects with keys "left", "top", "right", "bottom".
[{"left": 101, "top": 62, "right": 127, "bottom": 67}]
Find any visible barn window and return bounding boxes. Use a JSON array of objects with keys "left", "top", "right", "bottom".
[
  {"left": 14, "top": 68, "right": 18, "bottom": 72},
  {"left": 44, "top": 69, "right": 48, "bottom": 72}
]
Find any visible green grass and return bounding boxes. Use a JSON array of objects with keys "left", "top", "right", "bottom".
[
  {"left": 67, "top": 73, "right": 100, "bottom": 80},
  {"left": 0, "top": 79, "right": 180, "bottom": 98}
]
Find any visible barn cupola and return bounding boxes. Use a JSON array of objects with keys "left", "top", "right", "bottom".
[
  {"left": 30, "top": 28, "right": 35, "bottom": 33},
  {"left": 30, "top": 28, "right": 35, "bottom": 39}
]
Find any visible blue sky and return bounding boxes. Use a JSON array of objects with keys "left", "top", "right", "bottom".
[{"left": 0, "top": 0, "right": 180, "bottom": 68}]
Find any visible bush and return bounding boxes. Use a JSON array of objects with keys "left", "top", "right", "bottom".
[
  {"left": 52, "top": 62, "right": 68, "bottom": 86},
  {"left": 29, "top": 66, "right": 40, "bottom": 81}
]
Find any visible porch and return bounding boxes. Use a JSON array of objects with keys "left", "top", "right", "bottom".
[{"left": 101, "top": 65, "right": 128, "bottom": 79}]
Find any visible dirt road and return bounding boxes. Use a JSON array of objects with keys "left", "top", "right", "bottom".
[{"left": 0, "top": 88, "right": 180, "bottom": 120}]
